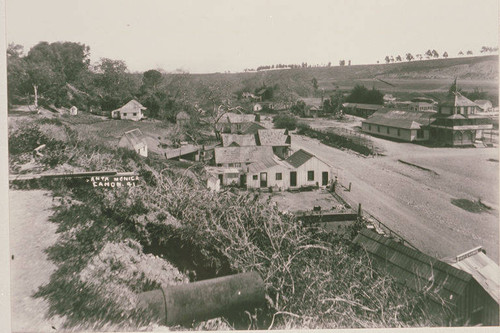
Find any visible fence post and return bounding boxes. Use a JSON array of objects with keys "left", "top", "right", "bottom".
[
  {"left": 348, "top": 182, "right": 351, "bottom": 192},
  {"left": 357, "top": 203, "right": 362, "bottom": 218}
]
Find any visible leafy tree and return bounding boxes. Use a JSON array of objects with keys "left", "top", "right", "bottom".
[
  {"left": 442, "top": 51, "right": 448, "bottom": 58},
  {"left": 311, "top": 77, "right": 318, "bottom": 90},
  {"left": 93, "top": 58, "right": 139, "bottom": 110},
  {"left": 339, "top": 60, "right": 345, "bottom": 66},
  {"left": 425, "top": 49, "right": 432, "bottom": 59},
  {"left": 384, "top": 56, "right": 390, "bottom": 63},
  {"left": 273, "top": 114, "right": 297, "bottom": 130},
  {"left": 467, "top": 50, "right": 473, "bottom": 55},
  {"left": 345, "top": 84, "right": 383, "bottom": 105},
  {"left": 395, "top": 55, "right": 402, "bottom": 62},
  {"left": 6, "top": 43, "right": 28, "bottom": 105},
  {"left": 291, "top": 100, "right": 307, "bottom": 117},
  {"left": 432, "top": 49, "right": 439, "bottom": 58},
  {"left": 458, "top": 50, "right": 464, "bottom": 55},
  {"left": 142, "top": 69, "right": 163, "bottom": 90},
  {"left": 405, "top": 53, "right": 414, "bottom": 61}
]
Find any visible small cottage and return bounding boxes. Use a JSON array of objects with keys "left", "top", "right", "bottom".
[
  {"left": 285, "top": 149, "right": 332, "bottom": 188},
  {"left": 112, "top": 100, "right": 146, "bottom": 121},
  {"left": 118, "top": 129, "right": 148, "bottom": 157}
]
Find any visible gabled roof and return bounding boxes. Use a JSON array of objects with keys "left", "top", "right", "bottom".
[
  {"left": 343, "top": 103, "right": 385, "bottom": 110},
  {"left": 247, "top": 155, "right": 291, "bottom": 173},
  {"left": 221, "top": 134, "right": 257, "bottom": 147},
  {"left": 353, "top": 229, "right": 473, "bottom": 304},
  {"left": 447, "top": 247, "right": 500, "bottom": 305},
  {"left": 363, "top": 110, "right": 435, "bottom": 129},
  {"left": 121, "top": 129, "right": 147, "bottom": 148},
  {"left": 214, "top": 146, "right": 274, "bottom": 164},
  {"left": 474, "top": 100, "right": 492, "bottom": 105},
  {"left": 440, "top": 92, "right": 478, "bottom": 108},
  {"left": 241, "top": 122, "right": 266, "bottom": 134},
  {"left": 257, "top": 129, "right": 290, "bottom": 146},
  {"left": 218, "top": 112, "right": 256, "bottom": 123},
  {"left": 286, "top": 149, "right": 314, "bottom": 168},
  {"left": 114, "top": 99, "right": 146, "bottom": 114}
]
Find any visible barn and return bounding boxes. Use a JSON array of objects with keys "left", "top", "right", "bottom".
[{"left": 353, "top": 229, "right": 500, "bottom": 326}]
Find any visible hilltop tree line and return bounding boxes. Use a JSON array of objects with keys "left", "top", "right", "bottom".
[
  {"left": 245, "top": 60, "right": 353, "bottom": 72},
  {"left": 383, "top": 46, "right": 498, "bottom": 64}
]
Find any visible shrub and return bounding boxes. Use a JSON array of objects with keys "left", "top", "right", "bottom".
[{"left": 273, "top": 114, "right": 297, "bottom": 130}]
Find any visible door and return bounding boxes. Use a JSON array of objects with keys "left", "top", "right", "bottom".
[
  {"left": 240, "top": 174, "right": 247, "bottom": 188},
  {"left": 290, "top": 171, "right": 297, "bottom": 187},
  {"left": 322, "top": 172, "right": 329, "bottom": 186},
  {"left": 218, "top": 174, "right": 224, "bottom": 186},
  {"left": 260, "top": 172, "right": 267, "bottom": 188}
]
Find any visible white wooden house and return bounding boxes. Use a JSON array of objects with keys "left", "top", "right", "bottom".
[{"left": 112, "top": 100, "right": 146, "bottom": 121}]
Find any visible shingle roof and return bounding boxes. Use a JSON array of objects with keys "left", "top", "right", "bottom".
[
  {"left": 221, "top": 134, "right": 257, "bottom": 147},
  {"left": 353, "top": 229, "right": 473, "bottom": 304},
  {"left": 214, "top": 146, "right": 274, "bottom": 164},
  {"left": 241, "top": 122, "right": 266, "bottom": 134},
  {"left": 286, "top": 149, "right": 314, "bottom": 168},
  {"left": 247, "top": 156, "right": 293, "bottom": 173},
  {"left": 362, "top": 110, "right": 435, "bottom": 129},
  {"left": 343, "top": 103, "right": 386, "bottom": 110},
  {"left": 449, "top": 248, "right": 500, "bottom": 304},
  {"left": 257, "top": 129, "right": 290, "bottom": 146},
  {"left": 218, "top": 112, "right": 256, "bottom": 123},
  {"left": 114, "top": 99, "right": 146, "bottom": 114},
  {"left": 121, "top": 129, "right": 147, "bottom": 149},
  {"left": 440, "top": 93, "right": 478, "bottom": 108}
]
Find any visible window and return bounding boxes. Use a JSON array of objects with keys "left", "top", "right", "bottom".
[
  {"left": 397, "top": 129, "right": 401, "bottom": 136},
  {"left": 133, "top": 113, "right": 137, "bottom": 116},
  {"left": 234, "top": 163, "right": 241, "bottom": 168},
  {"left": 252, "top": 175, "right": 258, "bottom": 180},
  {"left": 276, "top": 172, "right": 282, "bottom": 180},
  {"left": 307, "top": 171, "right": 314, "bottom": 181},
  {"left": 417, "top": 129, "right": 424, "bottom": 138},
  {"left": 123, "top": 113, "right": 127, "bottom": 116},
  {"left": 386, "top": 127, "right": 390, "bottom": 134}
]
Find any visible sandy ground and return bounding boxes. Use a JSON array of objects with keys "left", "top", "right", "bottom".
[
  {"left": 9, "top": 190, "right": 66, "bottom": 332},
  {"left": 292, "top": 134, "right": 499, "bottom": 262},
  {"left": 261, "top": 189, "right": 348, "bottom": 213}
]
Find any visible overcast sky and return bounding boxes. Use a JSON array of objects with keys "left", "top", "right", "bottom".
[{"left": 5, "top": 0, "right": 499, "bottom": 73}]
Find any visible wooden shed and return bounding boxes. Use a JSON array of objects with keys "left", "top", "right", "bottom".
[
  {"left": 118, "top": 129, "right": 148, "bottom": 157},
  {"left": 353, "top": 229, "right": 499, "bottom": 326}
]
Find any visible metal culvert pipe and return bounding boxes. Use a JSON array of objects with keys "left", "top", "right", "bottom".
[{"left": 137, "top": 271, "right": 265, "bottom": 326}]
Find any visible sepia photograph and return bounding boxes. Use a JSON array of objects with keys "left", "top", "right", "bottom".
[{"left": 1, "top": 0, "right": 499, "bottom": 331}]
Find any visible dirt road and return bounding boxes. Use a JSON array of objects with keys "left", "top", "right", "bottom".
[
  {"left": 9, "top": 190, "right": 65, "bottom": 332},
  {"left": 292, "top": 134, "right": 499, "bottom": 262}
]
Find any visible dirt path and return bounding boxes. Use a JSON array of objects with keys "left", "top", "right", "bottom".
[
  {"left": 292, "top": 134, "right": 499, "bottom": 262},
  {"left": 9, "top": 190, "right": 66, "bottom": 332}
]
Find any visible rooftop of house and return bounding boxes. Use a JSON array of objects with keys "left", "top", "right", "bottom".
[
  {"left": 342, "top": 103, "right": 386, "bottom": 110},
  {"left": 444, "top": 247, "right": 500, "bottom": 305},
  {"left": 214, "top": 146, "right": 274, "bottom": 164},
  {"left": 218, "top": 112, "right": 257, "bottom": 123},
  {"left": 363, "top": 110, "right": 436, "bottom": 129},
  {"left": 221, "top": 134, "right": 257, "bottom": 147},
  {"left": 240, "top": 122, "right": 266, "bottom": 134},
  {"left": 440, "top": 92, "right": 478, "bottom": 108},
  {"left": 246, "top": 155, "right": 291, "bottom": 173},
  {"left": 257, "top": 129, "right": 290, "bottom": 146},
  {"left": 285, "top": 149, "right": 314, "bottom": 168},
  {"left": 353, "top": 229, "right": 473, "bottom": 305},
  {"left": 114, "top": 99, "right": 147, "bottom": 113},
  {"left": 121, "top": 128, "right": 147, "bottom": 148}
]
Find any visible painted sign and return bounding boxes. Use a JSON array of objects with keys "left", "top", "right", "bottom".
[{"left": 87, "top": 175, "right": 140, "bottom": 188}]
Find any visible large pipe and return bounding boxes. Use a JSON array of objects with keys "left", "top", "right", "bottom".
[{"left": 137, "top": 271, "right": 265, "bottom": 326}]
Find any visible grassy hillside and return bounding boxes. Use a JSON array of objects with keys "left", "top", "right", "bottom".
[{"left": 181, "top": 55, "right": 498, "bottom": 104}]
